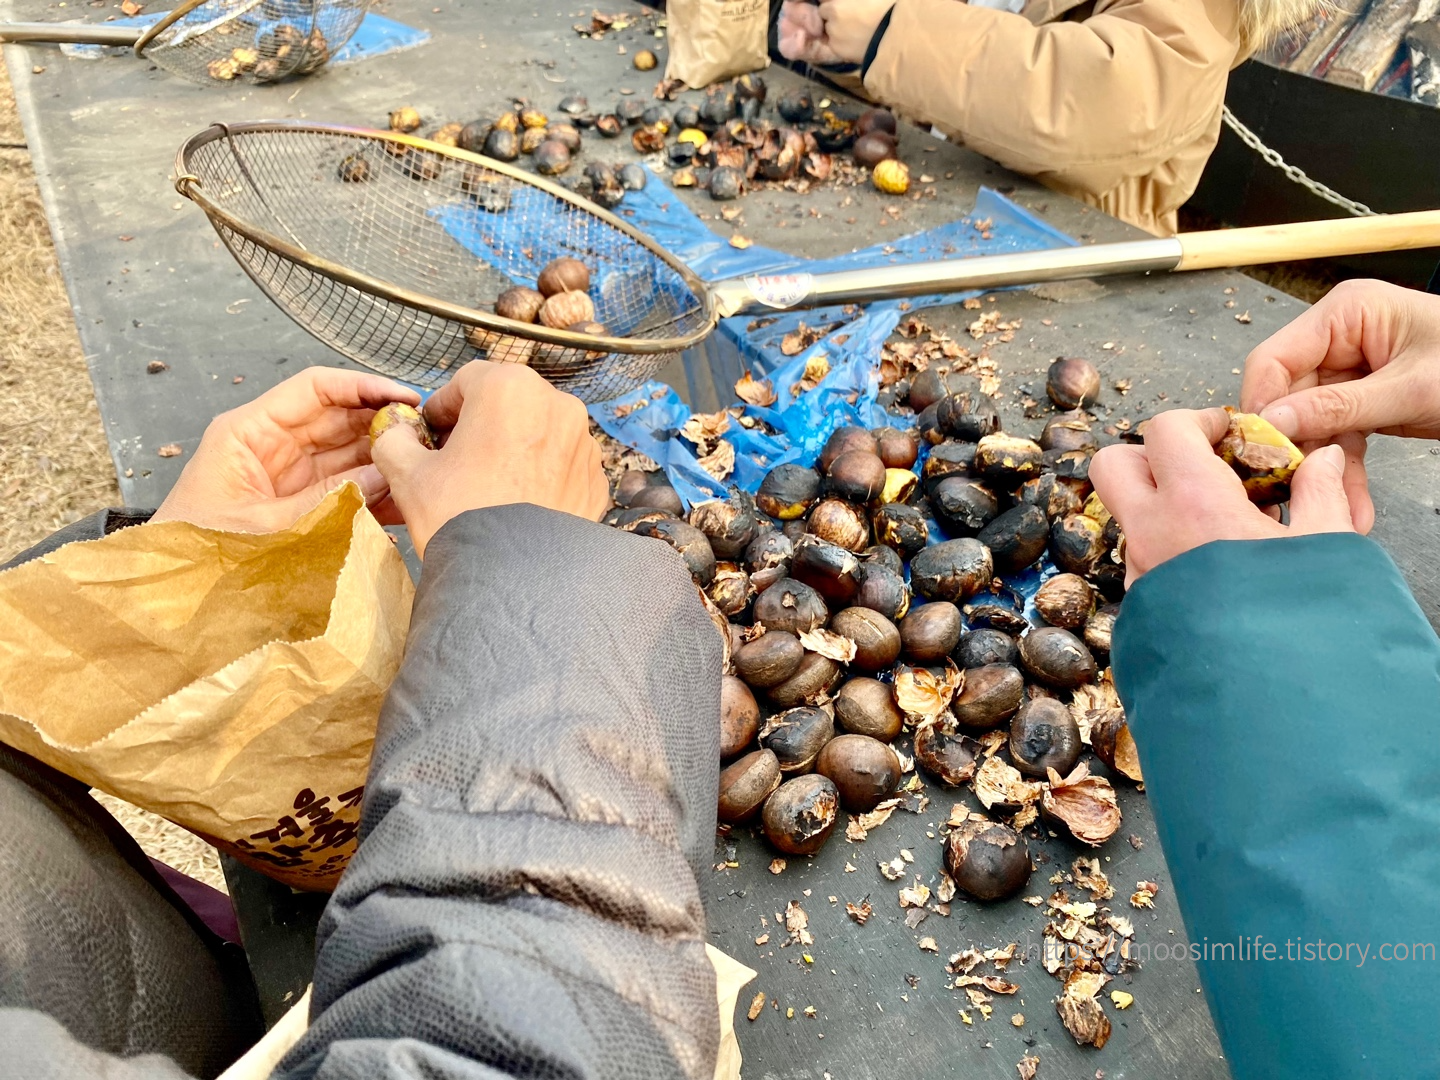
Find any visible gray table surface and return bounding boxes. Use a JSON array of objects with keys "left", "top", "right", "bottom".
[{"left": 5, "top": 2, "right": 1436, "bottom": 1078}]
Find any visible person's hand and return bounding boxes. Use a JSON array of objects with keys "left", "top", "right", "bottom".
[
  {"left": 370, "top": 361, "right": 609, "bottom": 558},
  {"left": 151, "top": 367, "right": 420, "bottom": 533},
  {"left": 1089, "top": 408, "right": 1355, "bottom": 586},
  {"left": 777, "top": 1, "right": 845, "bottom": 64},
  {"left": 816, "top": 0, "right": 895, "bottom": 64},
  {"left": 1242, "top": 279, "right": 1440, "bottom": 532}
]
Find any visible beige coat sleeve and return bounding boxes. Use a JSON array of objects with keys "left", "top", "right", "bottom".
[{"left": 862, "top": 0, "right": 1240, "bottom": 209}]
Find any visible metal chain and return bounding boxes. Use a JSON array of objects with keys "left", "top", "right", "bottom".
[{"left": 1221, "top": 105, "right": 1376, "bottom": 217}]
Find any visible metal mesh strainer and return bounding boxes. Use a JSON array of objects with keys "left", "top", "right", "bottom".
[
  {"left": 0, "top": 0, "right": 366, "bottom": 85},
  {"left": 176, "top": 121, "right": 717, "bottom": 399}
]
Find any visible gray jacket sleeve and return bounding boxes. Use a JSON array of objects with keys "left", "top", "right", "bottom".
[{"left": 277, "top": 504, "right": 723, "bottom": 1080}]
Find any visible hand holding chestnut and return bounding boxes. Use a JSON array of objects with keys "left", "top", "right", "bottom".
[
  {"left": 1089, "top": 408, "right": 1355, "bottom": 586},
  {"left": 370, "top": 360, "right": 609, "bottom": 557}
]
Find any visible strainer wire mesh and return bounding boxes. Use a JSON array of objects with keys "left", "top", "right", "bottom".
[{"left": 177, "top": 122, "right": 715, "bottom": 399}]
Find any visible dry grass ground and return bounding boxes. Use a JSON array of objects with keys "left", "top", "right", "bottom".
[{"left": 0, "top": 55, "right": 226, "bottom": 891}]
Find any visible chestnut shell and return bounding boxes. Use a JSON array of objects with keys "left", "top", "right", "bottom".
[
  {"left": 910, "top": 538, "right": 993, "bottom": 603},
  {"left": 956, "top": 629, "right": 1018, "bottom": 668},
  {"left": 976, "top": 504, "right": 1049, "bottom": 574},
  {"left": 914, "top": 723, "right": 979, "bottom": 786}
]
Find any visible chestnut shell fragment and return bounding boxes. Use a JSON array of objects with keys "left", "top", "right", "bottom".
[{"left": 913, "top": 722, "right": 980, "bottom": 786}]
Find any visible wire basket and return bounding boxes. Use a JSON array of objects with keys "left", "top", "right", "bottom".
[{"left": 175, "top": 121, "right": 717, "bottom": 399}]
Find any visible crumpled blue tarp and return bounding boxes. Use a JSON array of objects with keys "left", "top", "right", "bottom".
[
  {"left": 58, "top": 11, "right": 429, "bottom": 65},
  {"left": 585, "top": 183, "right": 1076, "bottom": 507}
]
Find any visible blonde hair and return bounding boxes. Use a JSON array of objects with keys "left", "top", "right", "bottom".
[{"left": 1240, "top": 0, "right": 1332, "bottom": 50}]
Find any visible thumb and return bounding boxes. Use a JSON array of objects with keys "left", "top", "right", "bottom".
[
  {"left": 370, "top": 422, "right": 431, "bottom": 483},
  {"left": 1287, "top": 444, "right": 1355, "bottom": 535}
]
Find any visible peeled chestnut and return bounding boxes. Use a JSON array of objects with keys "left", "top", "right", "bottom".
[
  {"left": 922, "top": 441, "right": 978, "bottom": 492},
  {"left": 720, "top": 675, "right": 761, "bottom": 758},
  {"left": 753, "top": 578, "right": 828, "bottom": 635},
  {"left": 1049, "top": 513, "right": 1108, "bottom": 576},
  {"left": 633, "top": 48, "right": 658, "bottom": 70},
  {"left": 719, "top": 749, "right": 782, "bottom": 822},
  {"left": 768, "top": 653, "right": 842, "bottom": 709},
  {"left": 483, "top": 128, "right": 520, "bottom": 162},
  {"left": 1034, "top": 574, "right": 1097, "bottom": 630},
  {"left": 757, "top": 464, "right": 821, "bottom": 520},
  {"left": 1009, "top": 697, "right": 1083, "bottom": 778},
  {"left": 976, "top": 504, "right": 1049, "bottom": 573},
  {"left": 389, "top": 106, "right": 422, "bottom": 133},
  {"left": 852, "top": 563, "right": 910, "bottom": 621},
  {"left": 819, "top": 427, "right": 879, "bottom": 472},
  {"left": 807, "top": 498, "right": 870, "bottom": 553},
  {"left": 816, "top": 734, "right": 901, "bottom": 812},
  {"left": 956, "top": 629, "right": 1018, "bottom": 668},
  {"left": 914, "top": 722, "right": 980, "bottom": 786},
  {"left": 759, "top": 705, "right": 835, "bottom": 771},
  {"left": 834, "top": 676, "right": 904, "bottom": 741},
  {"left": 936, "top": 393, "right": 1000, "bottom": 442},
  {"left": 874, "top": 427, "right": 919, "bottom": 469},
  {"left": 689, "top": 493, "right": 759, "bottom": 560},
  {"left": 830, "top": 607, "right": 901, "bottom": 672},
  {"left": 975, "top": 434, "right": 1044, "bottom": 490},
  {"left": 1047, "top": 357, "right": 1101, "bottom": 409},
  {"left": 944, "top": 818, "right": 1031, "bottom": 901},
  {"left": 871, "top": 503, "right": 929, "bottom": 560},
  {"left": 899, "top": 602, "right": 963, "bottom": 663},
  {"left": 763, "top": 774, "right": 840, "bottom": 855},
  {"left": 495, "top": 286, "right": 545, "bottom": 324},
  {"left": 790, "top": 535, "right": 861, "bottom": 606},
  {"left": 931, "top": 477, "right": 999, "bottom": 538},
  {"left": 951, "top": 663, "right": 1024, "bottom": 730},
  {"left": 632, "top": 518, "right": 716, "bottom": 586},
  {"left": 827, "top": 450, "right": 887, "bottom": 504},
  {"left": 910, "top": 538, "right": 993, "bottom": 603},
  {"left": 856, "top": 107, "right": 899, "bottom": 137},
  {"left": 1019, "top": 627, "right": 1099, "bottom": 689},
  {"left": 853, "top": 131, "right": 898, "bottom": 168},
  {"left": 1041, "top": 412, "right": 1098, "bottom": 453},
  {"left": 734, "top": 630, "right": 805, "bottom": 689}
]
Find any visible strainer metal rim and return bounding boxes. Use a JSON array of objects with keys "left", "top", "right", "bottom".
[
  {"left": 133, "top": 0, "right": 211, "bottom": 57},
  {"left": 174, "top": 120, "right": 720, "bottom": 357}
]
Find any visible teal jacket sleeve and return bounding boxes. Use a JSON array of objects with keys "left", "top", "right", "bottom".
[{"left": 1113, "top": 533, "right": 1440, "bottom": 1080}]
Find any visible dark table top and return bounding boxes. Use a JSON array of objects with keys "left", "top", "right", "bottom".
[{"left": 5, "top": 2, "right": 1436, "bottom": 1077}]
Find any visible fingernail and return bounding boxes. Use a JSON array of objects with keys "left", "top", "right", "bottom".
[
  {"left": 356, "top": 463, "right": 388, "bottom": 501},
  {"left": 1314, "top": 444, "right": 1345, "bottom": 473},
  {"left": 1260, "top": 403, "right": 1297, "bottom": 437}
]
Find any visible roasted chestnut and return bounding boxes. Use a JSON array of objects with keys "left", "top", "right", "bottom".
[
  {"left": 956, "top": 629, "right": 1018, "bottom": 668},
  {"left": 922, "top": 441, "right": 978, "bottom": 492},
  {"left": 626, "top": 479, "right": 684, "bottom": 516},
  {"left": 830, "top": 607, "right": 901, "bottom": 671},
  {"left": 1217, "top": 409, "right": 1304, "bottom": 505},
  {"left": 616, "top": 98, "right": 647, "bottom": 125},
  {"left": 951, "top": 664, "right": 1024, "bottom": 730},
  {"left": 1047, "top": 357, "right": 1101, "bottom": 409},
  {"left": 944, "top": 818, "right": 1031, "bottom": 901},
  {"left": 337, "top": 154, "right": 370, "bottom": 182},
  {"left": 689, "top": 493, "right": 759, "bottom": 559},
  {"left": 790, "top": 535, "right": 861, "bottom": 605},
  {"left": 483, "top": 128, "right": 520, "bottom": 162},
  {"left": 834, "top": 676, "right": 904, "bottom": 741},
  {"left": 807, "top": 497, "right": 870, "bottom": 552},
  {"left": 709, "top": 166, "right": 744, "bottom": 201},
  {"left": 874, "top": 427, "right": 919, "bottom": 469},
  {"left": 753, "top": 578, "right": 828, "bottom": 634},
  {"left": 1019, "top": 627, "right": 1098, "bottom": 689},
  {"left": 768, "top": 652, "right": 842, "bottom": 708},
  {"left": 1009, "top": 697, "right": 1083, "bottom": 778},
  {"left": 757, "top": 464, "right": 822, "bottom": 520},
  {"left": 389, "top": 106, "right": 422, "bottom": 133},
  {"left": 1084, "top": 605, "right": 1117, "bottom": 659},
  {"left": 708, "top": 563, "right": 753, "bottom": 617},
  {"left": 402, "top": 150, "right": 443, "bottom": 182},
  {"left": 746, "top": 530, "right": 794, "bottom": 574},
  {"left": 1041, "top": 412, "right": 1099, "bottom": 453},
  {"left": 937, "top": 393, "right": 1000, "bottom": 442},
  {"left": 976, "top": 504, "right": 1049, "bottom": 573},
  {"left": 916, "top": 402, "right": 945, "bottom": 445},
  {"left": 871, "top": 503, "right": 930, "bottom": 559},
  {"left": 759, "top": 705, "right": 836, "bottom": 771},
  {"left": 457, "top": 121, "right": 490, "bottom": 152},
  {"left": 899, "top": 602, "right": 963, "bottom": 663},
  {"left": 777, "top": 88, "right": 815, "bottom": 123},
  {"left": 632, "top": 518, "right": 716, "bottom": 586},
  {"left": 718, "top": 749, "right": 781, "bottom": 822},
  {"left": 862, "top": 543, "right": 905, "bottom": 575},
  {"left": 974, "top": 434, "right": 1044, "bottom": 490},
  {"left": 762, "top": 774, "right": 840, "bottom": 855},
  {"left": 533, "top": 139, "right": 573, "bottom": 175},
  {"left": 521, "top": 126, "right": 549, "bottom": 155},
  {"left": 852, "top": 563, "right": 910, "bottom": 621},
  {"left": 856, "top": 107, "right": 899, "bottom": 137},
  {"left": 931, "top": 477, "right": 999, "bottom": 538},
  {"left": 595, "top": 113, "right": 623, "bottom": 138},
  {"left": 1017, "top": 472, "right": 1086, "bottom": 521},
  {"left": 495, "top": 286, "right": 545, "bottom": 324},
  {"left": 538, "top": 290, "right": 595, "bottom": 329},
  {"left": 721, "top": 675, "right": 761, "bottom": 758},
  {"left": 826, "top": 450, "right": 887, "bottom": 504},
  {"left": 734, "top": 630, "right": 805, "bottom": 690},
  {"left": 1049, "top": 513, "right": 1108, "bottom": 576},
  {"left": 546, "top": 122, "right": 582, "bottom": 153},
  {"left": 879, "top": 468, "right": 918, "bottom": 505},
  {"left": 816, "top": 734, "right": 901, "bottom": 812},
  {"left": 1034, "top": 574, "right": 1097, "bottom": 630},
  {"left": 910, "top": 538, "right": 993, "bottom": 603},
  {"left": 914, "top": 722, "right": 980, "bottom": 786},
  {"left": 910, "top": 368, "right": 980, "bottom": 412},
  {"left": 853, "top": 131, "right": 898, "bottom": 168}
]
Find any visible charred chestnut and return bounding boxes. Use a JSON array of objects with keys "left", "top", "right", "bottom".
[
  {"left": 721, "top": 675, "right": 761, "bottom": 758},
  {"left": 976, "top": 504, "right": 1049, "bottom": 573},
  {"left": 910, "top": 368, "right": 980, "bottom": 412},
  {"left": 746, "top": 529, "right": 793, "bottom": 574},
  {"left": 922, "top": 441, "right": 978, "bottom": 493},
  {"left": 1009, "top": 697, "right": 1082, "bottom": 778},
  {"left": 826, "top": 450, "right": 887, "bottom": 504},
  {"left": 816, "top": 734, "right": 901, "bottom": 812},
  {"left": 617, "top": 98, "right": 647, "bottom": 125},
  {"left": 853, "top": 562, "right": 910, "bottom": 621},
  {"left": 834, "top": 676, "right": 905, "bottom": 741},
  {"left": 900, "top": 602, "right": 963, "bottom": 663},
  {"left": 1017, "top": 472, "right": 1086, "bottom": 521},
  {"left": 1047, "top": 357, "right": 1101, "bottom": 409},
  {"left": 1034, "top": 574, "right": 1096, "bottom": 630},
  {"left": 483, "top": 128, "right": 520, "bottom": 162},
  {"left": 931, "top": 477, "right": 999, "bottom": 538},
  {"left": 734, "top": 630, "right": 805, "bottom": 689},
  {"left": 618, "top": 162, "right": 649, "bottom": 191},
  {"left": 956, "top": 629, "right": 1018, "bottom": 668},
  {"left": 626, "top": 479, "right": 684, "bottom": 516},
  {"left": 830, "top": 607, "right": 902, "bottom": 672},
  {"left": 914, "top": 722, "right": 980, "bottom": 786},
  {"left": 520, "top": 126, "right": 550, "bottom": 155},
  {"left": 337, "top": 154, "right": 371, "bottom": 182},
  {"left": 790, "top": 535, "right": 861, "bottom": 606},
  {"left": 871, "top": 503, "right": 930, "bottom": 560},
  {"left": 974, "top": 434, "right": 1044, "bottom": 490},
  {"left": 807, "top": 498, "right": 870, "bottom": 553},
  {"left": 709, "top": 166, "right": 744, "bottom": 201},
  {"left": 762, "top": 774, "right": 840, "bottom": 855},
  {"left": 533, "top": 140, "right": 573, "bottom": 175},
  {"left": 632, "top": 518, "right": 716, "bottom": 586},
  {"left": 910, "top": 538, "right": 993, "bottom": 603},
  {"left": 951, "top": 664, "right": 1024, "bottom": 730},
  {"left": 944, "top": 818, "right": 1031, "bottom": 901},
  {"left": 759, "top": 705, "right": 836, "bottom": 771},
  {"left": 689, "top": 493, "right": 759, "bottom": 559},
  {"left": 757, "top": 464, "right": 822, "bottom": 520},
  {"left": 937, "top": 393, "right": 1000, "bottom": 442},
  {"left": 862, "top": 543, "right": 904, "bottom": 575},
  {"left": 964, "top": 593, "right": 1030, "bottom": 635},
  {"left": 1019, "top": 627, "right": 1098, "bottom": 689},
  {"left": 546, "top": 122, "right": 582, "bottom": 153},
  {"left": 777, "top": 88, "right": 815, "bottom": 123},
  {"left": 1049, "top": 513, "right": 1108, "bottom": 576},
  {"left": 718, "top": 749, "right": 781, "bottom": 822},
  {"left": 753, "top": 578, "right": 828, "bottom": 634}
]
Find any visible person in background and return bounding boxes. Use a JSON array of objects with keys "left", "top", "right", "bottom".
[
  {"left": 1, "top": 362, "right": 722, "bottom": 1080},
  {"left": 775, "top": 0, "right": 1317, "bottom": 235},
  {"left": 1088, "top": 279, "right": 1440, "bottom": 1079}
]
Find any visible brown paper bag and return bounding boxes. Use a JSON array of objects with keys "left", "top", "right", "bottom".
[
  {"left": 0, "top": 484, "right": 413, "bottom": 891},
  {"left": 666, "top": 0, "right": 771, "bottom": 89}
]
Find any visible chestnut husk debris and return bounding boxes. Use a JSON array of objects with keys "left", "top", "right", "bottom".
[
  {"left": 944, "top": 817, "right": 1031, "bottom": 901},
  {"left": 1041, "top": 762, "right": 1121, "bottom": 847}
]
